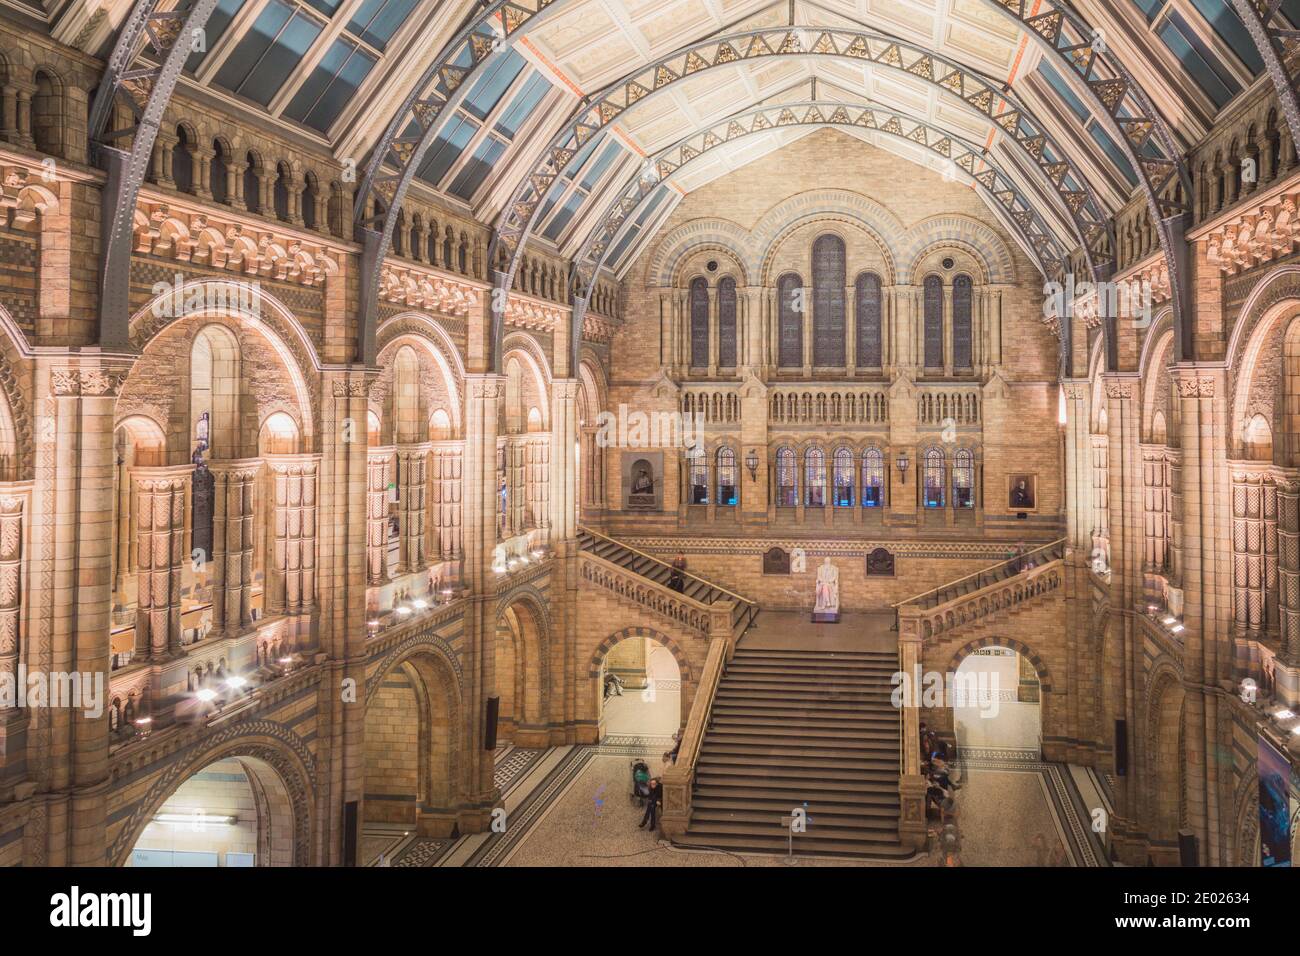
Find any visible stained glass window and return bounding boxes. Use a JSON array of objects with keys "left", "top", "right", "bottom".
[
  {"left": 806, "top": 447, "right": 826, "bottom": 507},
  {"left": 924, "top": 446, "right": 945, "bottom": 508},
  {"left": 954, "top": 448, "right": 975, "bottom": 508},
  {"left": 690, "top": 277, "right": 709, "bottom": 368},
  {"left": 833, "top": 447, "right": 854, "bottom": 507},
  {"left": 855, "top": 271, "right": 882, "bottom": 368},
  {"left": 812, "top": 234, "right": 846, "bottom": 366},
  {"left": 924, "top": 275, "right": 943, "bottom": 369},
  {"left": 717, "top": 447, "right": 737, "bottom": 506},
  {"left": 718, "top": 277, "right": 737, "bottom": 368},
  {"left": 778, "top": 273, "right": 803, "bottom": 368},
  {"left": 863, "top": 447, "right": 884, "bottom": 507},
  {"left": 688, "top": 446, "right": 708, "bottom": 505},
  {"left": 953, "top": 274, "right": 972, "bottom": 369},
  {"left": 776, "top": 447, "right": 797, "bottom": 506}
]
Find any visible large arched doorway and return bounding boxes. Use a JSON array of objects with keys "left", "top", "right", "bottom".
[
  {"left": 362, "top": 651, "right": 461, "bottom": 849},
  {"left": 126, "top": 756, "right": 295, "bottom": 867},
  {"left": 595, "top": 635, "right": 684, "bottom": 742},
  {"left": 1148, "top": 677, "right": 1185, "bottom": 864},
  {"left": 494, "top": 598, "right": 548, "bottom": 747},
  {"left": 951, "top": 645, "right": 1042, "bottom": 757}
]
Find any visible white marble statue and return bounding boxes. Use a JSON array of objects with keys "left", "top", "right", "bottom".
[{"left": 814, "top": 557, "right": 839, "bottom": 614}]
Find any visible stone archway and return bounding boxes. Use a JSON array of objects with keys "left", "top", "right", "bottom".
[
  {"left": 1145, "top": 667, "right": 1185, "bottom": 863},
  {"left": 587, "top": 627, "right": 694, "bottom": 742},
  {"left": 946, "top": 637, "right": 1050, "bottom": 757},
  {"left": 363, "top": 644, "right": 465, "bottom": 839},
  {"left": 111, "top": 721, "right": 315, "bottom": 867},
  {"left": 495, "top": 592, "right": 550, "bottom": 747}
]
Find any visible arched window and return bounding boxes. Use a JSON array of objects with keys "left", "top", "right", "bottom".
[
  {"left": 211, "top": 141, "right": 229, "bottom": 204},
  {"left": 924, "top": 275, "right": 943, "bottom": 369},
  {"left": 244, "top": 153, "right": 260, "bottom": 213},
  {"left": 302, "top": 175, "right": 318, "bottom": 230},
  {"left": 717, "top": 447, "right": 737, "bottom": 506},
  {"left": 953, "top": 274, "right": 972, "bottom": 369},
  {"left": 855, "top": 271, "right": 882, "bottom": 369},
  {"left": 274, "top": 163, "right": 290, "bottom": 220},
  {"left": 778, "top": 273, "right": 803, "bottom": 368},
  {"left": 805, "top": 447, "right": 826, "bottom": 507},
  {"left": 718, "top": 277, "right": 737, "bottom": 368},
  {"left": 776, "top": 446, "right": 797, "bottom": 507},
  {"left": 923, "top": 446, "right": 945, "bottom": 508},
  {"left": 863, "top": 446, "right": 884, "bottom": 507},
  {"left": 690, "top": 276, "right": 709, "bottom": 368},
  {"left": 173, "top": 126, "right": 194, "bottom": 193},
  {"left": 832, "top": 446, "right": 854, "bottom": 507},
  {"left": 812, "top": 234, "right": 846, "bottom": 366},
  {"left": 687, "top": 445, "right": 708, "bottom": 504},
  {"left": 954, "top": 448, "right": 975, "bottom": 508}
]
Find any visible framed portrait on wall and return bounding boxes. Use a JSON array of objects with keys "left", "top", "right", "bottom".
[
  {"left": 1007, "top": 473, "right": 1037, "bottom": 512},
  {"left": 623, "top": 452, "right": 663, "bottom": 511}
]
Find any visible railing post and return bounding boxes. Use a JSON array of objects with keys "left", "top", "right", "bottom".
[{"left": 897, "top": 608, "right": 927, "bottom": 851}]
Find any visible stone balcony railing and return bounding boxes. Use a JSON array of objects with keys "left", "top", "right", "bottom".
[
  {"left": 916, "top": 384, "right": 981, "bottom": 427},
  {"left": 578, "top": 551, "right": 734, "bottom": 637},
  {"left": 768, "top": 384, "right": 889, "bottom": 425}
]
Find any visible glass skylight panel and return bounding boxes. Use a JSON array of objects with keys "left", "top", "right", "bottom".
[
  {"left": 347, "top": 0, "right": 419, "bottom": 51},
  {"left": 1037, "top": 62, "right": 1088, "bottom": 122},
  {"left": 562, "top": 134, "right": 603, "bottom": 181},
  {"left": 186, "top": 0, "right": 247, "bottom": 73},
  {"left": 1131, "top": 0, "right": 1164, "bottom": 21},
  {"left": 214, "top": 0, "right": 323, "bottom": 107},
  {"left": 464, "top": 50, "right": 527, "bottom": 121},
  {"left": 303, "top": 0, "right": 343, "bottom": 16},
  {"left": 578, "top": 142, "right": 621, "bottom": 191},
  {"left": 543, "top": 190, "right": 585, "bottom": 241},
  {"left": 417, "top": 115, "right": 478, "bottom": 186},
  {"left": 1088, "top": 122, "right": 1138, "bottom": 186},
  {"left": 494, "top": 73, "right": 551, "bottom": 139},
  {"left": 1157, "top": 9, "right": 1241, "bottom": 108},
  {"left": 284, "top": 38, "right": 377, "bottom": 133},
  {"left": 448, "top": 136, "right": 508, "bottom": 200},
  {"left": 1188, "top": 0, "right": 1263, "bottom": 74},
  {"left": 608, "top": 224, "right": 639, "bottom": 268}
]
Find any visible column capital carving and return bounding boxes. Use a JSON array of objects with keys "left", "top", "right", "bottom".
[
  {"left": 466, "top": 373, "right": 505, "bottom": 399},
  {"left": 206, "top": 457, "right": 262, "bottom": 481},
  {"left": 49, "top": 361, "right": 133, "bottom": 397},
  {"left": 263, "top": 453, "right": 321, "bottom": 475}
]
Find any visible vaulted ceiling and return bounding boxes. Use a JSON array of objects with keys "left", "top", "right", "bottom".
[{"left": 41, "top": 0, "right": 1283, "bottom": 281}]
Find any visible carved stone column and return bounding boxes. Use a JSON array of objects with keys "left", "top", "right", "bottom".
[
  {"left": 395, "top": 444, "right": 428, "bottom": 573},
  {"left": 366, "top": 448, "right": 393, "bottom": 585},
  {"left": 1231, "top": 468, "right": 1275, "bottom": 638},
  {"left": 429, "top": 444, "right": 463, "bottom": 565},
  {"left": 132, "top": 465, "right": 191, "bottom": 658},
  {"left": 0, "top": 487, "right": 25, "bottom": 792},
  {"left": 209, "top": 459, "right": 260, "bottom": 634},
  {"left": 266, "top": 455, "right": 318, "bottom": 616}
]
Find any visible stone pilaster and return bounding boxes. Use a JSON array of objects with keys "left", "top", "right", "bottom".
[
  {"left": 395, "top": 444, "right": 429, "bottom": 573},
  {"left": 366, "top": 448, "right": 393, "bottom": 585},
  {"left": 0, "top": 486, "right": 27, "bottom": 794},
  {"left": 132, "top": 464, "right": 191, "bottom": 658},
  {"left": 1171, "top": 366, "right": 1232, "bottom": 866},
  {"left": 34, "top": 357, "right": 133, "bottom": 865},
  {"left": 265, "top": 455, "right": 318, "bottom": 617},
  {"left": 461, "top": 373, "right": 503, "bottom": 829},
  {"left": 209, "top": 459, "right": 260, "bottom": 635}
]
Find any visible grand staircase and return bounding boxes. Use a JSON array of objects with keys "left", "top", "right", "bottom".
[{"left": 676, "top": 642, "right": 913, "bottom": 859}]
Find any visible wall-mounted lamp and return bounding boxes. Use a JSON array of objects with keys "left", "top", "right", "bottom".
[
  {"left": 896, "top": 452, "right": 910, "bottom": 484},
  {"left": 745, "top": 449, "right": 759, "bottom": 481}
]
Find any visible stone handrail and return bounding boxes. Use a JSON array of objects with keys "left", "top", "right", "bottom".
[
  {"left": 891, "top": 537, "right": 1066, "bottom": 852},
  {"left": 579, "top": 551, "right": 733, "bottom": 637},
  {"left": 897, "top": 557, "right": 1064, "bottom": 642},
  {"left": 661, "top": 633, "right": 730, "bottom": 841}
]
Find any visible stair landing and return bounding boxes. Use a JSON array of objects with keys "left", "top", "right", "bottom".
[{"left": 740, "top": 609, "right": 897, "bottom": 654}]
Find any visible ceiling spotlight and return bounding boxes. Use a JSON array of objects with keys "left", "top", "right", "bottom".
[
  {"left": 226, "top": 676, "right": 248, "bottom": 690},
  {"left": 195, "top": 688, "right": 218, "bottom": 703},
  {"left": 412, "top": 599, "right": 428, "bottom": 610}
]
